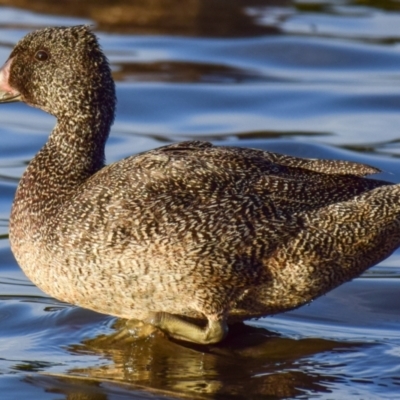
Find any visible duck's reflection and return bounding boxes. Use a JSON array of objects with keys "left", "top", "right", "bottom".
[
  {"left": 0, "top": 0, "right": 285, "bottom": 37},
  {"left": 48, "top": 321, "right": 364, "bottom": 399}
]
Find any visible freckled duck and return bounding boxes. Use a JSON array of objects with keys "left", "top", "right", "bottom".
[{"left": 0, "top": 26, "right": 399, "bottom": 344}]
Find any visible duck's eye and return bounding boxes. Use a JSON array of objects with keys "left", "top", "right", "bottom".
[{"left": 35, "top": 50, "right": 49, "bottom": 62}]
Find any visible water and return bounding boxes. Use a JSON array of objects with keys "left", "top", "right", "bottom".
[{"left": 0, "top": 1, "right": 400, "bottom": 398}]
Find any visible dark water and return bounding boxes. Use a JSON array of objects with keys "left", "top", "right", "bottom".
[{"left": 0, "top": 1, "right": 400, "bottom": 399}]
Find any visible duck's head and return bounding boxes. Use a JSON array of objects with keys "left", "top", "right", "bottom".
[{"left": 0, "top": 25, "right": 116, "bottom": 122}]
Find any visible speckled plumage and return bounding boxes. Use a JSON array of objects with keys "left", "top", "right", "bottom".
[{"left": 1, "top": 26, "right": 400, "bottom": 343}]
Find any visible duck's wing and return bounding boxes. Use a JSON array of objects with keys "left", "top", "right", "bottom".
[
  {"left": 155, "top": 140, "right": 381, "bottom": 177},
  {"left": 58, "top": 140, "right": 392, "bottom": 288},
  {"left": 85, "top": 140, "right": 389, "bottom": 222},
  {"left": 253, "top": 149, "right": 380, "bottom": 176}
]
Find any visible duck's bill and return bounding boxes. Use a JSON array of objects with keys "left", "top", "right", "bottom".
[
  {"left": 0, "top": 58, "right": 21, "bottom": 103},
  {"left": 0, "top": 91, "right": 21, "bottom": 103}
]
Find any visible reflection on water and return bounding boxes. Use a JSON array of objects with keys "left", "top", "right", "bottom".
[
  {"left": 0, "top": 0, "right": 400, "bottom": 399},
  {"left": 68, "top": 323, "right": 363, "bottom": 399},
  {"left": 0, "top": 0, "right": 285, "bottom": 36}
]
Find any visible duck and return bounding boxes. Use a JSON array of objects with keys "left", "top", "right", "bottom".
[{"left": 0, "top": 25, "right": 399, "bottom": 345}]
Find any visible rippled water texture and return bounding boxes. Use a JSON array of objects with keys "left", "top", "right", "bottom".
[{"left": 0, "top": 1, "right": 400, "bottom": 399}]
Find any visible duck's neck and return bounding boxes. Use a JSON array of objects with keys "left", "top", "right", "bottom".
[
  {"left": 10, "top": 109, "right": 112, "bottom": 236},
  {"left": 47, "top": 112, "right": 109, "bottom": 180}
]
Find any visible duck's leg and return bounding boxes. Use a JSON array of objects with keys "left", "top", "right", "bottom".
[{"left": 145, "top": 312, "right": 228, "bottom": 344}]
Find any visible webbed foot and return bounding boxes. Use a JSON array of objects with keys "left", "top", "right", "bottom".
[{"left": 145, "top": 312, "right": 228, "bottom": 345}]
